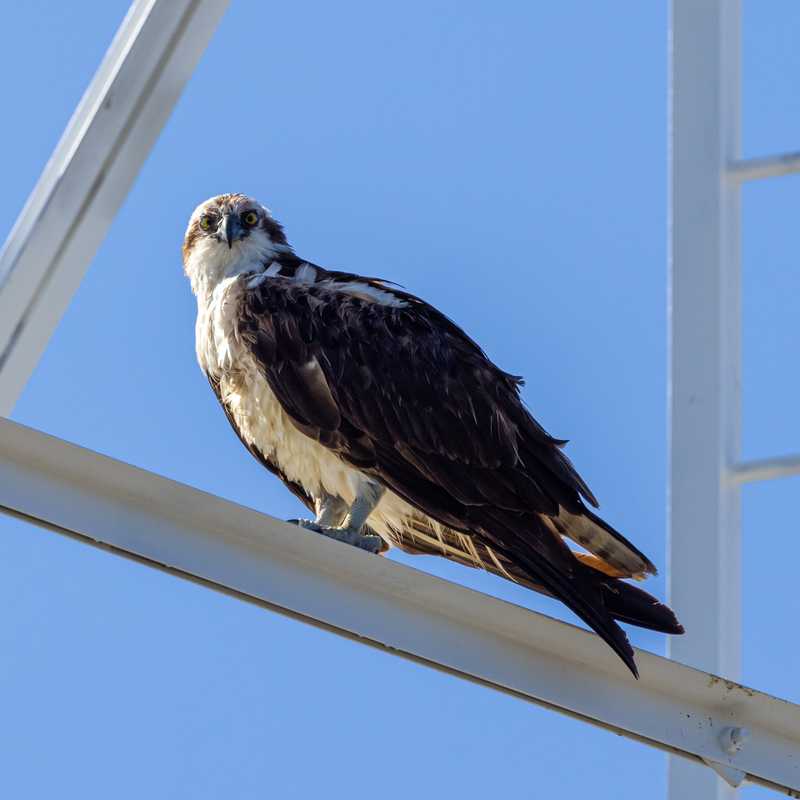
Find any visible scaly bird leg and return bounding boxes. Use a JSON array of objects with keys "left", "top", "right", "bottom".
[
  {"left": 313, "top": 493, "right": 348, "bottom": 527},
  {"left": 289, "top": 482, "right": 386, "bottom": 554}
]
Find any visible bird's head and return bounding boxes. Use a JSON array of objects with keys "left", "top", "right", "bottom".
[{"left": 182, "top": 193, "right": 290, "bottom": 295}]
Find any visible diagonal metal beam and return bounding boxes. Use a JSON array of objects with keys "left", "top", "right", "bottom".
[
  {"left": 0, "top": 417, "right": 798, "bottom": 796},
  {"left": 0, "top": 0, "right": 229, "bottom": 416}
]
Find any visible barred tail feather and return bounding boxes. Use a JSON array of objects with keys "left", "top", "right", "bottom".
[{"left": 556, "top": 508, "right": 657, "bottom": 579}]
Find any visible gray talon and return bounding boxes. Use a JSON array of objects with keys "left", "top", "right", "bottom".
[
  {"left": 287, "top": 484, "right": 386, "bottom": 555},
  {"left": 288, "top": 518, "right": 383, "bottom": 554},
  {"left": 352, "top": 533, "right": 384, "bottom": 554},
  {"left": 288, "top": 518, "right": 323, "bottom": 532}
]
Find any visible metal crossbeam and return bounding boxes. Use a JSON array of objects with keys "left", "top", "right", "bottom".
[
  {"left": 730, "top": 455, "right": 800, "bottom": 484},
  {"left": 728, "top": 152, "right": 800, "bottom": 183},
  {"left": 0, "top": 0, "right": 229, "bottom": 417},
  {"left": 0, "top": 417, "right": 798, "bottom": 796}
]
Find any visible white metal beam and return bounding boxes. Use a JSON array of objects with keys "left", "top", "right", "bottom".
[
  {"left": 0, "top": 0, "right": 229, "bottom": 416},
  {"left": 0, "top": 418, "right": 798, "bottom": 796},
  {"left": 728, "top": 152, "right": 800, "bottom": 183},
  {"left": 730, "top": 455, "right": 800, "bottom": 484},
  {"left": 669, "top": 1, "right": 742, "bottom": 798}
]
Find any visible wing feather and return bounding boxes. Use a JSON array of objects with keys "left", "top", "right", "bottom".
[{"left": 236, "top": 272, "right": 653, "bottom": 675}]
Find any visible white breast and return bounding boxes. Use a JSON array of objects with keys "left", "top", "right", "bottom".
[
  {"left": 195, "top": 269, "right": 431, "bottom": 549},
  {"left": 197, "top": 276, "right": 356, "bottom": 502}
]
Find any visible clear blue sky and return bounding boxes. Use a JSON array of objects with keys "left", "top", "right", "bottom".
[{"left": 1, "top": 2, "right": 798, "bottom": 798}]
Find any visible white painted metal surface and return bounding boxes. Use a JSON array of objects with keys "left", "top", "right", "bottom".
[
  {"left": 670, "top": 2, "right": 800, "bottom": 797},
  {"left": 0, "top": 0, "right": 229, "bottom": 417},
  {"left": 0, "top": 417, "right": 797, "bottom": 796},
  {"left": 730, "top": 455, "right": 800, "bottom": 484},
  {"left": 669, "top": 1, "right": 742, "bottom": 797},
  {"left": 728, "top": 151, "right": 800, "bottom": 183}
]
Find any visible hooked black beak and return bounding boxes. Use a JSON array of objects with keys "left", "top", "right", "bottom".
[{"left": 220, "top": 214, "right": 242, "bottom": 249}]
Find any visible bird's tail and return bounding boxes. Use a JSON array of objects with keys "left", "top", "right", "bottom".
[
  {"left": 506, "top": 549, "right": 683, "bottom": 637},
  {"left": 594, "top": 572, "right": 683, "bottom": 634},
  {"left": 471, "top": 537, "right": 683, "bottom": 677},
  {"left": 393, "top": 518, "right": 683, "bottom": 675},
  {"left": 572, "top": 552, "right": 683, "bottom": 633}
]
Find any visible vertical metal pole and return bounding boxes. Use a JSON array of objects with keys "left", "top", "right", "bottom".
[{"left": 668, "top": 1, "right": 741, "bottom": 798}]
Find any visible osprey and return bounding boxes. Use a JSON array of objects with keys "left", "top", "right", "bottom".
[{"left": 183, "top": 193, "right": 683, "bottom": 677}]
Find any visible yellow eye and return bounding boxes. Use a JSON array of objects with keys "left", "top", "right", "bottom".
[
  {"left": 242, "top": 211, "right": 258, "bottom": 227},
  {"left": 199, "top": 215, "right": 212, "bottom": 231}
]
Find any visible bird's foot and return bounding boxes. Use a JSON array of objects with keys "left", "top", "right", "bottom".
[{"left": 288, "top": 519, "right": 384, "bottom": 554}]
